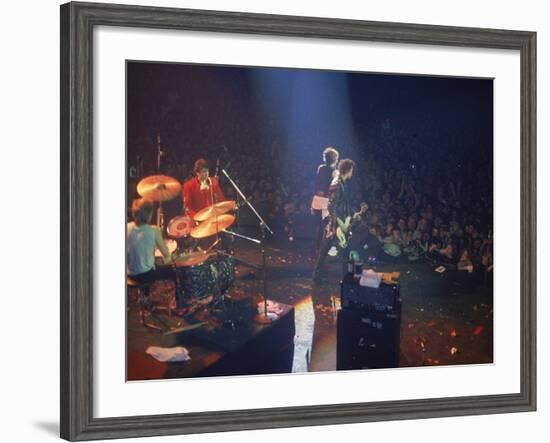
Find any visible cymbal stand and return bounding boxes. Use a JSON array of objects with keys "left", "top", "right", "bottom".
[
  {"left": 155, "top": 135, "right": 165, "bottom": 231},
  {"left": 221, "top": 168, "right": 275, "bottom": 324},
  {"left": 205, "top": 178, "right": 237, "bottom": 327},
  {"left": 209, "top": 176, "right": 221, "bottom": 250},
  {"left": 156, "top": 199, "right": 165, "bottom": 232}
]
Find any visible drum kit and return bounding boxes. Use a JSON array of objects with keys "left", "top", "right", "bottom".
[
  {"left": 137, "top": 174, "right": 240, "bottom": 320},
  {"left": 135, "top": 141, "right": 275, "bottom": 326}
]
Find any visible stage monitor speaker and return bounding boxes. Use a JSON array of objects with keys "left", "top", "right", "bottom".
[
  {"left": 336, "top": 301, "right": 401, "bottom": 370},
  {"left": 341, "top": 275, "right": 399, "bottom": 311}
]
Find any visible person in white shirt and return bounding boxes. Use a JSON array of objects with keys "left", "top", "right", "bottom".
[
  {"left": 311, "top": 146, "right": 339, "bottom": 252},
  {"left": 127, "top": 198, "right": 174, "bottom": 284}
]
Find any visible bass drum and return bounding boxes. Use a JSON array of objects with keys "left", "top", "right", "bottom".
[{"left": 174, "top": 252, "right": 235, "bottom": 308}]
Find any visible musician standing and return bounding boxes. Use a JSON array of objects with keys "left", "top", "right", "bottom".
[
  {"left": 183, "top": 158, "right": 225, "bottom": 217},
  {"left": 312, "top": 158, "right": 355, "bottom": 284},
  {"left": 311, "top": 147, "right": 340, "bottom": 252}
]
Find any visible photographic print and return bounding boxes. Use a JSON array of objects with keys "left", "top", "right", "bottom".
[
  {"left": 61, "top": 3, "right": 536, "bottom": 439},
  {"left": 126, "top": 61, "right": 494, "bottom": 381}
]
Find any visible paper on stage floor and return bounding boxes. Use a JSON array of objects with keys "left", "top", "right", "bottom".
[{"left": 145, "top": 346, "right": 191, "bottom": 363}]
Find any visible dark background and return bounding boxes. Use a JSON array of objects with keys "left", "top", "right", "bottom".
[{"left": 127, "top": 61, "right": 493, "bottom": 243}]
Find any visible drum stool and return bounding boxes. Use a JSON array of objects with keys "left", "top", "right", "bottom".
[{"left": 127, "top": 277, "right": 163, "bottom": 332}]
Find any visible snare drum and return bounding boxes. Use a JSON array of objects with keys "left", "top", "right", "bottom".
[
  {"left": 174, "top": 252, "right": 235, "bottom": 307},
  {"left": 154, "top": 238, "right": 177, "bottom": 259}
]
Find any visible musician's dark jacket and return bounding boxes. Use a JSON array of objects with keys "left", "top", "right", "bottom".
[
  {"left": 313, "top": 176, "right": 355, "bottom": 277},
  {"left": 315, "top": 164, "right": 335, "bottom": 196},
  {"left": 327, "top": 177, "right": 352, "bottom": 234}
]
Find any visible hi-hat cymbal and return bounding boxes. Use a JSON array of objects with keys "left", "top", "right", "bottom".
[
  {"left": 190, "top": 214, "right": 235, "bottom": 239},
  {"left": 193, "top": 200, "right": 237, "bottom": 222},
  {"left": 137, "top": 175, "right": 181, "bottom": 202}
]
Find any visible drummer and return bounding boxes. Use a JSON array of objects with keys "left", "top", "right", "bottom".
[
  {"left": 127, "top": 197, "right": 175, "bottom": 284},
  {"left": 182, "top": 158, "right": 225, "bottom": 217}
]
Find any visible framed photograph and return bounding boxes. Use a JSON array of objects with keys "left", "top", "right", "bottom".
[{"left": 60, "top": 1, "right": 536, "bottom": 440}]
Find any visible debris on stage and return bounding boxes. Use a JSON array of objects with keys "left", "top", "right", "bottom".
[{"left": 127, "top": 167, "right": 493, "bottom": 381}]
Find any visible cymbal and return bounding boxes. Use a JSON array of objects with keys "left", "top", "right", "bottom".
[
  {"left": 190, "top": 214, "right": 235, "bottom": 239},
  {"left": 137, "top": 175, "right": 181, "bottom": 202},
  {"left": 193, "top": 200, "right": 237, "bottom": 222}
]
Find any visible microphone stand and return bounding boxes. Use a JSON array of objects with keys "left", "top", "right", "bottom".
[
  {"left": 220, "top": 145, "right": 236, "bottom": 248},
  {"left": 219, "top": 230, "right": 261, "bottom": 270},
  {"left": 221, "top": 168, "right": 275, "bottom": 324}
]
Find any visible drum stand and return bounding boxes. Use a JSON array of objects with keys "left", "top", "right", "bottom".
[
  {"left": 202, "top": 237, "right": 238, "bottom": 329},
  {"left": 207, "top": 179, "right": 235, "bottom": 328},
  {"left": 209, "top": 251, "right": 238, "bottom": 330}
]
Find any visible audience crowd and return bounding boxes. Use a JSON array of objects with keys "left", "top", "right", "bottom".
[{"left": 129, "top": 112, "right": 493, "bottom": 276}]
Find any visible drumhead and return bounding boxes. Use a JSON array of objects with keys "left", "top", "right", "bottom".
[
  {"left": 174, "top": 251, "right": 213, "bottom": 268},
  {"left": 154, "top": 239, "right": 177, "bottom": 257},
  {"left": 167, "top": 215, "right": 194, "bottom": 238}
]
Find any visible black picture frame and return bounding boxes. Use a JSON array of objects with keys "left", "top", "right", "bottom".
[{"left": 60, "top": 1, "right": 537, "bottom": 441}]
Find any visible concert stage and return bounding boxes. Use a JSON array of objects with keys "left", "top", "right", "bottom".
[
  {"left": 126, "top": 232, "right": 493, "bottom": 381},
  {"left": 127, "top": 295, "right": 295, "bottom": 381}
]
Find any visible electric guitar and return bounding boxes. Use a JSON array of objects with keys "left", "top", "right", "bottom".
[{"left": 335, "top": 202, "right": 368, "bottom": 249}]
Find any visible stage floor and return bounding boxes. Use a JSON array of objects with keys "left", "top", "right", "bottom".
[{"left": 127, "top": 231, "right": 493, "bottom": 379}]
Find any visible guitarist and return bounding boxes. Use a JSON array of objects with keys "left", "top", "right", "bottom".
[{"left": 313, "top": 158, "right": 365, "bottom": 284}]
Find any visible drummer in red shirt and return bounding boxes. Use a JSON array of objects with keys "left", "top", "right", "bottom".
[{"left": 183, "top": 158, "right": 225, "bottom": 217}]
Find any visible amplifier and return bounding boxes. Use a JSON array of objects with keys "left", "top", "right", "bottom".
[
  {"left": 340, "top": 275, "right": 400, "bottom": 311},
  {"left": 336, "top": 300, "right": 401, "bottom": 370}
]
